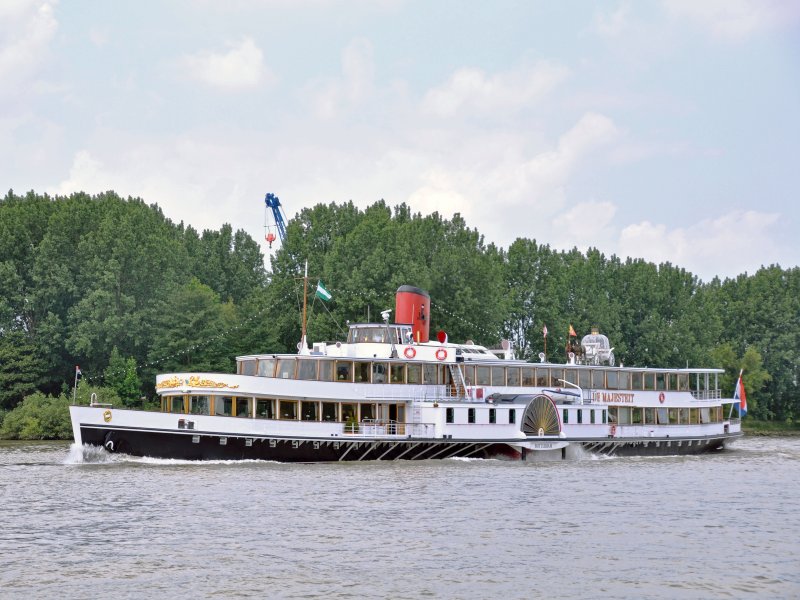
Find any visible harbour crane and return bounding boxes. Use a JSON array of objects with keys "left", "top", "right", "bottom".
[{"left": 264, "top": 193, "right": 287, "bottom": 248}]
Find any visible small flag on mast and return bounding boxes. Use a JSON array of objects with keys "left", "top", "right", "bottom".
[
  {"left": 569, "top": 324, "right": 577, "bottom": 337},
  {"left": 733, "top": 369, "right": 747, "bottom": 417},
  {"left": 75, "top": 365, "right": 82, "bottom": 378},
  {"left": 542, "top": 324, "right": 548, "bottom": 338},
  {"left": 315, "top": 280, "right": 332, "bottom": 302}
]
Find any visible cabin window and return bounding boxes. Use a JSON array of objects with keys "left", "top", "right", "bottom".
[
  {"left": 644, "top": 373, "right": 656, "bottom": 391},
  {"left": 301, "top": 401, "right": 318, "bottom": 421},
  {"left": 390, "top": 364, "right": 405, "bottom": 384},
  {"left": 535, "top": 368, "right": 548, "bottom": 387},
  {"left": 617, "top": 407, "right": 631, "bottom": 424},
  {"left": 446, "top": 408, "right": 454, "bottom": 423},
  {"left": 372, "top": 363, "right": 388, "bottom": 383},
  {"left": 354, "top": 362, "right": 370, "bottom": 383},
  {"left": 656, "top": 373, "right": 666, "bottom": 390},
  {"left": 631, "top": 372, "right": 643, "bottom": 390},
  {"left": 491, "top": 366, "right": 505, "bottom": 386},
  {"left": 407, "top": 363, "right": 422, "bottom": 384},
  {"left": 563, "top": 409, "right": 569, "bottom": 424},
  {"left": 668, "top": 373, "right": 678, "bottom": 391},
  {"left": 489, "top": 408, "right": 496, "bottom": 424},
  {"left": 577, "top": 409, "right": 583, "bottom": 424},
  {"left": 256, "top": 399, "right": 274, "bottom": 419},
  {"left": 678, "top": 374, "right": 690, "bottom": 391},
  {"left": 590, "top": 409, "right": 596, "bottom": 424},
  {"left": 335, "top": 361, "right": 353, "bottom": 382},
  {"left": 606, "top": 370, "right": 618, "bottom": 389},
  {"left": 699, "top": 408, "right": 710, "bottom": 424},
  {"left": 297, "top": 360, "right": 317, "bottom": 381},
  {"left": 322, "top": 402, "right": 338, "bottom": 422},
  {"left": 509, "top": 409, "right": 516, "bottom": 424},
  {"left": 564, "top": 369, "right": 578, "bottom": 386},
  {"left": 236, "top": 397, "right": 252, "bottom": 418},
  {"left": 632, "top": 407, "right": 643, "bottom": 424},
  {"left": 668, "top": 408, "right": 679, "bottom": 424},
  {"left": 468, "top": 408, "right": 476, "bottom": 424},
  {"left": 342, "top": 403, "right": 357, "bottom": 423},
  {"left": 280, "top": 400, "right": 298, "bottom": 420},
  {"left": 462, "top": 365, "right": 476, "bottom": 386},
  {"left": 189, "top": 395, "right": 210, "bottom": 415},
  {"left": 645, "top": 408, "right": 655, "bottom": 424},
  {"left": 602, "top": 410, "right": 607, "bottom": 424},
  {"left": 607, "top": 406, "right": 616, "bottom": 423},
  {"left": 521, "top": 367, "right": 535, "bottom": 386},
  {"left": 361, "top": 404, "right": 375, "bottom": 421},
  {"left": 617, "top": 371, "right": 630, "bottom": 390},
  {"left": 258, "top": 358, "right": 276, "bottom": 377},
  {"left": 276, "top": 359, "right": 295, "bottom": 380},
  {"left": 679, "top": 408, "right": 689, "bottom": 424},
  {"left": 241, "top": 360, "right": 256, "bottom": 376},
  {"left": 476, "top": 366, "right": 491, "bottom": 385},
  {"left": 215, "top": 396, "right": 233, "bottom": 417},
  {"left": 591, "top": 370, "right": 605, "bottom": 388},
  {"left": 549, "top": 369, "right": 563, "bottom": 388},
  {"left": 506, "top": 367, "right": 520, "bottom": 386},
  {"left": 423, "top": 363, "right": 439, "bottom": 385},
  {"left": 690, "top": 408, "right": 699, "bottom": 424},
  {"left": 578, "top": 369, "right": 591, "bottom": 389},
  {"left": 170, "top": 396, "right": 185, "bottom": 414},
  {"left": 318, "top": 361, "right": 334, "bottom": 381},
  {"left": 656, "top": 408, "right": 669, "bottom": 424}
]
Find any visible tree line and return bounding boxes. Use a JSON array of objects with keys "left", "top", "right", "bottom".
[{"left": 0, "top": 191, "right": 796, "bottom": 437}]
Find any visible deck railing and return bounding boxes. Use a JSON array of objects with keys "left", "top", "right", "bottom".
[{"left": 343, "top": 419, "right": 436, "bottom": 438}]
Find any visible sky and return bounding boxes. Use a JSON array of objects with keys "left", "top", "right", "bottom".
[{"left": 2, "top": 0, "right": 799, "bottom": 281}]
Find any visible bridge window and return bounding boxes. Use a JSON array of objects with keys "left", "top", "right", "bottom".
[
  {"left": 489, "top": 408, "right": 496, "bottom": 424},
  {"left": 256, "top": 399, "right": 274, "bottom": 419},
  {"left": 322, "top": 402, "right": 338, "bottom": 421},
  {"left": 301, "top": 401, "right": 318, "bottom": 421},
  {"left": 446, "top": 408, "right": 454, "bottom": 423},
  {"left": 318, "top": 361, "right": 333, "bottom": 381},
  {"left": 276, "top": 359, "right": 295, "bottom": 379},
  {"left": 390, "top": 364, "right": 405, "bottom": 383},
  {"left": 280, "top": 400, "right": 298, "bottom": 420},
  {"left": 240, "top": 360, "right": 256, "bottom": 376},
  {"left": 189, "top": 395, "right": 210, "bottom": 415},
  {"left": 297, "top": 360, "right": 317, "bottom": 381},
  {"left": 468, "top": 408, "right": 476, "bottom": 424},
  {"left": 335, "top": 361, "right": 352, "bottom": 382},
  {"left": 407, "top": 363, "right": 422, "bottom": 384},
  {"left": 509, "top": 409, "right": 516, "bottom": 424},
  {"left": 258, "top": 358, "right": 276, "bottom": 377},
  {"left": 507, "top": 367, "right": 520, "bottom": 386}
]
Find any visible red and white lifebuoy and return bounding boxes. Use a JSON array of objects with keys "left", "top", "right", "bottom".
[
  {"left": 435, "top": 348, "right": 448, "bottom": 361},
  {"left": 610, "top": 424, "right": 617, "bottom": 437},
  {"left": 658, "top": 392, "right": 665, "bottom": 404},
  {"left": 404, "top": 346, "right": 416, "bottom": 359}
]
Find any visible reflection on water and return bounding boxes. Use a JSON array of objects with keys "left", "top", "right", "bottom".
[{"left": 1, "top": 437, "right": 799, "bottom": 599}]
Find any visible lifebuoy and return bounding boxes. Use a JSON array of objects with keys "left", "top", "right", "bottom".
[
  {"left": 404, "top": 346, "right": 416, "bottom": 359},
  {"left": 435, "top": 348, "right": 448, "bottom": 361},
  {"left": 658, "top": 392, "right": 665, "bottom": 404},
  {"left": 610, "top": 424, "right": 617, "bottom": 437}
]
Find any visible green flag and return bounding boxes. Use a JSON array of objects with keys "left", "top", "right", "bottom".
[{"left": 316, "top": 280, "right": 332, "bottom": 302}]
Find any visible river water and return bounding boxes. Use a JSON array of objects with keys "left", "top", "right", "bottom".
[{"left": 1, "top": 436, "right": 798, "bottom": 599}]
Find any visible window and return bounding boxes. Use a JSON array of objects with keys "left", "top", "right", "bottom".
[
  {"left": 506, "top": 367, "right": 520, "bottom": 386},
  {"left": 235, "top": 397, "right": 251, "bottom": 418},
  {"left": 617, "top": 407, "right": 631, "bottom": 424},
  {"left": 617, "top": 370, "right": 630, "bottom": 390},
  {"left": 577, "top": 409, "right": 583, "bottom": 424},
  {"left": 656, "top": 373, "right": 666, "bottom": 390},
  {"left": 564, "top": 369, "right": 578, "bottom": 385},
  {"left": 446, "top": 408, "right": 454, "bottom": 423},
  {"left": 318, "top": 361, "right": 333, "bottom": 381},
  {"left": 322, "top": 402, "right": 338, "bottom": 422},
  {"left": 215, "top": 396, "right": 233, "bottom": 416},
  {"left": 189, "top": 396, "right": 210, "bottom": 415},
  {"left": 372, "top": 363, "right": 388, "bottom": 383},
  {"left": 361, "top": 404, "right": 375, "bottom": 421},
  {"left": 606, "top": 370, "right": 618, "bottom": 389},
  {"left": 591, "top": 370, "right": 605, "bottom": 388},
  {"left": 563, "top": 409, "right": 569, "bottom": 424},
  {"left": 297, "top": 360, "right": 317, "bottom": 381},
  {"left": 631, "top": 372, "right": 643, "bottom": 390},
  {"left": 644, "top": 373, "right": 656, "bottom": 391},
  {"left": 491, "top": 366, "right": 505, "bottom": 386},
  {"left": 489, "top": 408, "right": 496, "bottom": 424},
  {"left": 279, "top": 400, "right": 297, "bottom": 420},
  {"left": 462, "top": 365, "right": 475, "bottom": 386},
  {"left": 241, "top": 360, "right": 256, "bottom": 376},
  {"left": 354, "top": 362, "right": 370, "bottom": 383},
  {"left": 301, "top": 401, "right": 318, "bottom": 421},
  {"left": 657, "top": 407, "right": 669, "bottom": 424},
  {"left": 678, "top": 374, "right": 690, "bottom": 391},
  {"left": 632, "top": 407, "right": 643, "bottom": 424},
  {"left": 258, "top": 358, "right": 276, "bottom": 377},
  {"left": 645, "top": 407, "right": 655, "bottom": 424},
  {"left": 602, "top": 410, "right": 607, "bottom": 424},
  {"left": 668, "top": 373, "right": 678, "bottom": 391},
  {"left": 690, "top": 407, "right": 699, "bottom": 424},
  {"left": 521, "top": 367, "right": 535, "bottom": 386},
  {"left": 336, "top": 361, "right": 353, "bottom": 382},
  {"left": 407, "top": 363, "right": 422, "bottom": 384},
  {"left": 341, "top": 403, "right": 357, "bottom": 423},
  {"left": 668, "top": 408, "right": 679, "bottom": 424},
  {"left": 390, "top": 364, "right": 405, "bottom": 383},
  {"left": 256, "top": 399, "right": 274, "bottom": 419},
  {"left": 579, "top": 369, "right": 590, "bottom": 389},
  {"left": 276, "top": 359, "right": 295, "bottom": 379},
  {"left": 700, "top": 408, "right": 710, "bottom": 424},
  {"left": 509, "top": 409, "right": 516, "bottom": 424},
  {"left": 170, "top": 396, "right": 185, "bottom": 414},
  {"left": 679, "top": 408, "right": 689, "bottom": 424},
  {"left": 535, "top": 368, "right": 549, "bottom": 387},
  {"left": 590, "top": 409, "right": 596, "bottom": 424},
  {"left": 468, "top": 408, "right": 476, "bottom": 424},
  {"left": 549, "top": 369, "right": 563, "bottom": 387},
  {"left": 476, "top": 366, "right": 491, "bottom": 385},
  {"left": 423, "top": 364, "right": 439, "bottom": 385}
]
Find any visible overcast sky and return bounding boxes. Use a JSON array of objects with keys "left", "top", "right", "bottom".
[{"left": 2, "top": 1, "right": 799, "bottom": 281}]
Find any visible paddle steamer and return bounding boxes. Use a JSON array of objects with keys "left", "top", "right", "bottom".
[{"left": 70, "top": 285, "right": 743, "bottom": 461}]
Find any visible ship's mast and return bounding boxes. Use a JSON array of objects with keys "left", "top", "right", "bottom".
[{"left": 301, "top": 259, "right": 308, "bottom": 349}]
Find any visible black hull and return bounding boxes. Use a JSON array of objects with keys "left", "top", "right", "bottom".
[{"left": 80, "top": 425, "right": 740, "bottom": 462}]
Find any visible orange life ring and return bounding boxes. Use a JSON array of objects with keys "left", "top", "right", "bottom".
[
  {"left": 435, "top": 348, "right": 448, "bottom": 361},
  {"left": 404, "top": 346, "right": 416, "bottom": 359},
  {"left": 658, "top": 392, "right": 665, "bottom": 404},
  {"left": 610, "top": 424, "right": 617, "bottom": 436}
]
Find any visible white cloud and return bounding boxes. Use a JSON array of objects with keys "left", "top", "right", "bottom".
[
  {"left": 593, "top": 2, "right": 632, "bottom": 37},
  {"left": 422, "top": 60, "right": 569, "bottom": 117},
  {"left": 618, "top": 210, "right": 781, "bottom": 279},
  {"left": 663, "top": 0, "right": 800, "bottom": 40},
  {"left": 0, "top": 0, "right": 57, "bottom": 90},
  {"left": 553, "top": 201, "right": 618, "bottom": 249},
  {"left": 179, "top": 37, "right": 272, "bottom": 89}
]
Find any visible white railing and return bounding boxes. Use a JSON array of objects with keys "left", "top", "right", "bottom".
[{"left": 342, "top": 419, "right": 436, "bottom": 438}]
